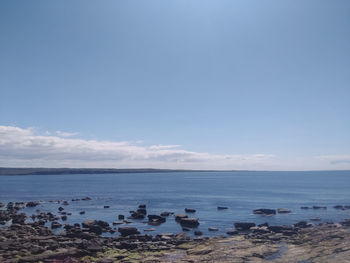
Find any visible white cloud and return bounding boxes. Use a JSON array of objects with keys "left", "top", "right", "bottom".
[
  {"left": 316, "top": 155, "right": 350, "bottom": 165},
  {"left": 55, "top": 131, "right": 78, "bottom": 137},
  {"left": 0, "top": 125, "right": 276, "bottom": 169}
]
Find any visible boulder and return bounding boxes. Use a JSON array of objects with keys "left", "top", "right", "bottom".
[
  {"left": 104, "top": 205, "right": 110, "bottom": 209},
  {"left": 51, "top": 222, "right": 62, "bottom": 229},
  {"left": 208, "top": 227, "right": 218, "bottom": 231},
  {"left": 226, "top": 229, "right": 238, "bottom": 235},
  {"left": 313, "top": 206, "right": 327, "bottom": 210},
  {"left": 58, "top": 207, "right": 64, "bottom": 211},
  {"left": 118, "top": 227, "right": 140, "bottom": 237},
  {"left": 194, "top": 230, "right": 203, "bottom": 236},
  {"left": 160, "top": 211, "right": 172, "bottom": 217},
  {"left": 62, "top": 201, "right": 69, "bottom": 206},
  {"left": 294, "top": 221, "right": 310, "bottom": 228},
  {"left": 148, "top": 214, "right": 166, "bottom": 224},
  {"left": 129, "top": 211, "right": 145, "bottom": 219},
  {"left": 180, "top": 218, "right": 199, "bottom": 227},
  {"left": 268, "top": 225, "right": 294, "bottom": 233},
  {"left": 253, "top": 208, "right": 276, "bottom": 215},
  {"left": 137, "top": 208, "right": 147, "bottom": 215},
  {"left": 333, "top": 205, "right": 344, "bottom": 209},
  {"left": 217, "top": 206, "right": 228, "bottom": 210},
  {"left": 118, "top": 214, "right": 125, "bottom": 220},
  {"left": 175, "top": 214, "right": 188, "bottom": 221},
  {"left": 82, "top": 197, "right": 92, "bottom": 201},
  {"left": 138, "top": 204, "right": 146, "bottom": 209},
  {"left": 234, "top": 222, "right": 256, "bottom": 231},
  {"left": 185, "top": 208, "right": 196, "bottom": 213},
  {"left": 26, "top": 201, "right": 40, "bottom": 207},
  {"left": 277, "top": 208, "right": 291, "bottom": 214}
]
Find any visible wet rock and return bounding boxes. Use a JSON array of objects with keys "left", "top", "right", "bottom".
[
  {"left": 144, "top": 228, "right": 155, "bottom": 232},
  {"left": 82, "top": 197, "right": 92, "bottom": 201},
  {"left": 277, "top": 208, "right": 291, "bottom": 214},
  {"left": 300, "top": 206, "right": 311, "bottom": 209},
  {"left": 71, "top": 198, "right": 80, "bottom": 201},
  {"left": 51, "top": 222, "right": 62, "bottom": 229},
  {"left": 62, "top": 201, "right": 69, "bottom": 206},
  {"left": 129, "top": 211, "right": 145, "bottom": 219},
  {"left": 182, "top": 227, "right": 191, "bottom": 231},
  {"left": 80, "top": 211, "right": 85, "bottom": 215},
  {"left": 26, "top": 201, "right": 40, "bottom": 207},
  {"left": 194, "top": 230, "right": 203, "bottom": 236},
  {"left": 258, "top": 222, "right": 269, "bottom": 227},
  {"left": 310, "top": 217, "right": 321, "bottom": 221},
  {"left": 175, "top": 214, "right": 188, "bottom": 221},
  {"left": 118, "top": 227, "right": 140, "bottom": 237},
  {"left": 160, "top": 211, "right": 172, "bottom": 217},
  {"left": 104, "top": 205, "right": 110, "bottom": 209},
  {"left": 112, "top": 221, "right": 124, "bottom": 225},
  {"left": 217, "top": 206, "right": 228, "bottom": 210},
  {"left": 118, "top": 214, "right": 124, "bottom": 220},
  {"left": 180, "top": 218, "right": 200, "bottom": 227},
  {"left": 226, "top": 229, "right": 238, "bottom": 235},
  {"left": 12, "top": 213, "right": 27, "bottom": 224},
  {"left": 185, "top": 208, "right": 196, "bottom": 213},
  {"left": 313, "top": 206, "right": 327, "bottom": 210},
  {"left": 61, "top": 215, "right": 67, "bottom": 221},
  {"left": 253, "top": 208, "right": 276, "bottom": 215},
  {"left": 234, "top": 222, "right": 256, "bottom": 231},
  {"left": 58, "top": 207, "right": 64, "bottom": 211},
  {"left": 208, "top": 227, "right": 219, "bottom": 231},
  {"left": 148, "top": 214, "right": 166, "bottom": 224},
  {"left": 294, "top": 221, "right": 311, "bottom": 228},
  {"left": 138, "top": 204, "right": 146, "bottom": 209},
  {"left": 137, "top": 208, "right": 147, "bottom": 215},
  {"left": 268, "top": 225, "right": 294, "bottom": 233},
  {"left": 333, "top": 205, "right": 344, "bottom": 209}
]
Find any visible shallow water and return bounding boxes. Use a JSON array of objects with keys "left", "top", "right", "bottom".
[{"left": 0, "top": 171, "right": 350, "bottom": 236}]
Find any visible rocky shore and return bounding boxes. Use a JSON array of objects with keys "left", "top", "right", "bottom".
[{"left": 0, "top": 200, "right": 350, "bottom": 262}]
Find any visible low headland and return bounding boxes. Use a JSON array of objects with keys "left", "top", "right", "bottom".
[{"left": 1, "top": 199, "right": 350, "bottom": 262}]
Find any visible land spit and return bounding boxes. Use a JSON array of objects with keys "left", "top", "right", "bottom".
[{"left": 0, "top": 201, "right": 350, "bottom": 262}]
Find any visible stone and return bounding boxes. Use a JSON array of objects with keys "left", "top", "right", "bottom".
[
  {"left": 194, "top": 230, "right": 203, "bottom": 236},
  {"left": 138, "top": 204, "right": 146, "bottom": 209},
  {"left": 51, "top": 222, "right": 62, "bottom": 229},
  {"left": 208, "top": 227, "right": 219, "bottom": 231},
  {"left": 118, "top": 227, "right": 140, "bottom": 237},
  {"left": 185, "top": 208, "right": 196, "bottom": 213},
  {"left": 277, "top": 208, "right": 291, "bottom": 214},
  {"left": 79, "top": 211, "right": 85, "bottom": 215},
  {"left": 26, "top": 201, "right": 40, "bottom": 207},
  {"left": 148, "top": 214, "right": 166, "bottom": 224},
  {"left": 104, "top": 205, "right": 110, "bottom": 209},
  {"left": 180, "top": 218, "right": 199, "bottom": 227},
  {"left": 58, "top": 207, "right": 64, "bottom": 211},
  {"left": 234, "top": 222, "right": 256, "bottom": 231},
  {"left": 313, "top": 206, "right": 327, "bottom": 210},
  {"left": 217, "top": 206, "right": 228, "bottom": 210},
  {"left": 118, "top": 214, "right": 125, "bottom": 220},
  {"left": 175, "top": 214, "right": 188, "bottom": 221},
  {"left": 253, "top": 208, "right": 276, "bottom": 215},
  {"left": 160, "top": 211, "right": 172, "bottom": 216}
]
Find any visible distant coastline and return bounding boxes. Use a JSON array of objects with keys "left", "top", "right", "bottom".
[{"left": 0, "top": 167, "right": 233, "bottom": 176}]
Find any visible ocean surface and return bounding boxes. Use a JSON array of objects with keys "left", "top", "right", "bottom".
[{"left": 1, "top": 170, "right": 350, "bottom": 237}]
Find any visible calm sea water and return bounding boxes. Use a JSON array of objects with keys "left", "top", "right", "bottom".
[{"left": 1, "top": 171, "right": 350, "bottom": 236}]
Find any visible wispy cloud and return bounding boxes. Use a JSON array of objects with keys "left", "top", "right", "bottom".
[
  {"left": 0, "top": 125, "right": 275, "bottom": 169},
  {"left": 316, "top": 155, "right": 350, "bottom": 165},
  {"left": 55, "top": 131, "right": 78, "bottom": 137}
]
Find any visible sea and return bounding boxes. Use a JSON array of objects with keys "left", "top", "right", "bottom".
[{"left": 1, "top": 170, "right": 350, "bottom": 237}]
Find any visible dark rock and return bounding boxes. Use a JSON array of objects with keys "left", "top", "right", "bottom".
[
  {"left": 277, "top": 208, "right": 291, "bottom": 214},
  {"left": 118, "top": 214, "right": 125, "bottom": 220},
  {"left": 160, "top": 211, "right": 172, "bottom": 217},
  {"left": 148, "top": 214, "right": 166, "bottom": 224},
  {"left": 71, "top": 198, "right": 80, "bottom": 201},
  {"left": 129, "top": 211, "right": 145, "bottom": 219},
  {"left": 340, "top": 219, "right": 350, "bottom": 226},
  {"left": 51, "top": 222, "right": 62, "bottom": 229},
  {"left": 175, "top": 214, "right": 188, "bottom": 221},
  {"left": 258, "top": 222, "right": 269, "bottom": 227},
  {"left": 313, "top": 206, "right": 327, "bottom": 210},
  {"left": 118, "top": 227, "right": 140, "bottom": 237},
  {"left": 185, "top": 208, "right": 196, "bottom": 213},
  {"left": 208, "top": 227, "right": 218, "bottom": 231},
  {"left": 79, "top": 211, "right": 85, "bottom": 215},
  {"left": 58, "top": 206, "right": 64, "bottom": 211},
  {"left": 182, "top": 227, "right": 191, "bottom": 231},
  {"left": 82, "top": 197, "right": 92, "bottom": 201},
  {"left": 300, "top": 206, "right": 310, "bottom": 209},
  {"left": 26, "top": 201, "right": 40, "bottom": 207},
  {"left": 253, "top": 208, "right": 276, "bottom": 215},
  {"left": 294, "top": 221, "right": 309, "bottom": 228},
  {"left": 217, "top": 206, "right": 228, "bottom": 210},
  {"left": 63, "top": 201, "right": 69, "bottom": 206},
  {"left": 226, "top": 229, "right": 238, "bottom": 235},
  {"left": 268, "top": 225, "right": 294, "bottom": 233},
  {"left": 138, "top": 204, "right": 146, "bottom": 209},
  {"left": 137, "top": 208, "right": 147, "bottom": 215},
  {"left": 333, "top": 205, "right": 344, "bottom": 209},
  {"left": 180, "top": 218, "right": 199, "bottom": 227},
  {"left": 194, "top": 230, "right": 203, "bottom": 236},
  {"left": 310, "top": 217, "right": 321, "bottom": 221},
  {"left": 234, "top": 222, "right": 256, "bottom": 231},
  {"left": 12, "top": 213, "right": 27, "bottom": 224},
  {"left": 112, "top": 221, "right": 124, "bottom": 225},
  {"left": 104, "top": 205, "right": 110, "bottom": 209},
  {"left": 61, "top": 215, "right": 67, "bottom": 221}
]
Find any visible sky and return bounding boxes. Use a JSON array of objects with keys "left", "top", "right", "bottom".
[{"left": 0, "top": 0, "right": 349, "bottom": 170}]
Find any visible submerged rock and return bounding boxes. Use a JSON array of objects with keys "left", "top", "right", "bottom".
[
  {"left": 234, "top": 222, "right": 256, "bottom": 231},
  {"left": 180, "top": 218, "right": 199, "bottom": 227},
  {"left": 118, "top": 226, "right": 140, "bottom": 236},
  {"left": 253, "top": 208, "right": 276, "bottom": 215},
  {"left": 277, "top": 208, "right": 291, "bottom": 214},
  {"left": 185, "top": 208, "right": 196, "bottom": 213}
]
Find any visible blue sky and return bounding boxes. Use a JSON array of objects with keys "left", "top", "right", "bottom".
[{"left": 0, "top": 0, "right": 349, "bottom": 170}]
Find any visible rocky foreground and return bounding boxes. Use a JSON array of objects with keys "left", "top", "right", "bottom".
[{"left": 1, "top": 201, "right": 350, "bottom": 262}]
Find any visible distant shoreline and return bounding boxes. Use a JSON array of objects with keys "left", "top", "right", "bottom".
[{"left": 0, "top": 167, "right": 349, "bottom": 176}]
